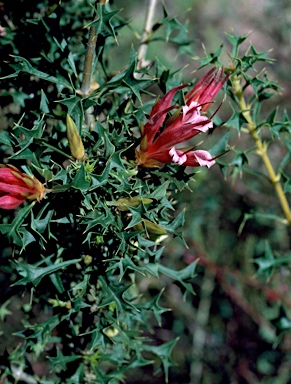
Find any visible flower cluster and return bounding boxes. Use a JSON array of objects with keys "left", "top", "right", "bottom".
[
  {"left": 135, "top": 68, "right": 228, "bottom": 168},
  {"left": 0, "top": 165, "right": 45, "bottom": 209}
]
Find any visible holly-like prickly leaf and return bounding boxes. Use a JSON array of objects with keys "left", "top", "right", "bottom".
[
  {"left": 12, "top": 257, "right": 82, "bottom": 286},
  {"left": 142, "top": 338, "right": 179, "bottom": 383}
]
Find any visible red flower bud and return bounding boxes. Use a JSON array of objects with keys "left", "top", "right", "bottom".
[{"left": 0, "top": 165, "right": 45, "bottom": 209}]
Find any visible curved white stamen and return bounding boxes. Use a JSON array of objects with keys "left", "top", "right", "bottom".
[
  {"left": 169, "top": 147, "right": 187, "bottom": 165},
  {"left": 182, "top": 101, "right": 201, "bottom": 122}
]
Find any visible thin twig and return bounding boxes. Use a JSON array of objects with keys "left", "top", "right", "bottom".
[
  {"left": 185, "top": 242, "right": 283, "bottom": 325},
  {"left": 232, "top": 75, "right": 291, "bottom": 226},
  {"left": 80, "top": 19, "right": 98, "bottom": 96},
  {"left": 80, "top": 1, "right": 102, "bottom": 130},
  {"left": 137, "top": 0, "right": 158, "bottom": 68},
  {"left": 190, "top": 268, "right": 215, "bottom": 384}
]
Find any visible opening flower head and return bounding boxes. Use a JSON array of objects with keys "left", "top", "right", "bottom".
[{"left": 135, "top": 67, "right": 229, "bottom": 168}]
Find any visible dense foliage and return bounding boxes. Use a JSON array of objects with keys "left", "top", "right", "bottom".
[{"left": 1, "top": 1, "right": 291, "bottom": 383}]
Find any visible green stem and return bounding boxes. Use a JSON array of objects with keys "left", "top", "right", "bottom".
[
  {"left": 35, "top": 140, "right": 74, "bottom": 160},
  {"left": 232, "top": 75, "right": 291, "bottom": 226},
  {"left": 47, "top": 185, "right": 71, "bottom": 193}
]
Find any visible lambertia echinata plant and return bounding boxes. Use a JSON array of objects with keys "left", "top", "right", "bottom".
[{"left": 0, "top": 1, "right": 252, "bottom": 383}]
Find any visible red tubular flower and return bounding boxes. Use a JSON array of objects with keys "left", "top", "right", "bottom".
[
  {"left": 0, "top": 165, "right": 45, "bottom": 209},
  {"left": 135, "top": 68, "right": 229, "bottom": 168}
]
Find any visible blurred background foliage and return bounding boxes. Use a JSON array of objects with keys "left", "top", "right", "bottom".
[{"left": 1, "top": 0, "right": 291, "bottom": 383}]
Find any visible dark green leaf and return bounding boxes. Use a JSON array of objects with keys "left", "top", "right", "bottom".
[
  {"left": 40, "top": 89, "right": 50, "bottom": 113},
  {"left": 12, "top": 257, "right": 82, "bottom": 286},
  {"left": 6, "top": 55, "right": 72, "bottom": 89},
  {"left": 142, "top": 338, "right": 179, "bottom": 383}
]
